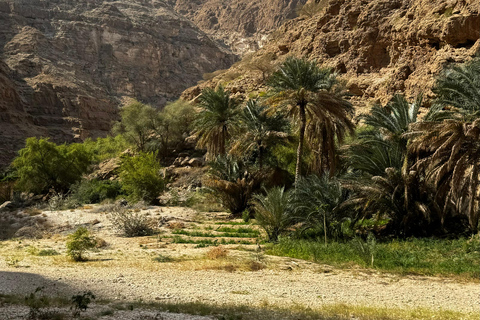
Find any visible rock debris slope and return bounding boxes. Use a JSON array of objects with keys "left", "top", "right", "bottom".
[
  {"left": 167, "top": 0, "right": 308, "bottom": 55},
  {"left": 183, "top": 0, "right": 480, "bottom": 110}
]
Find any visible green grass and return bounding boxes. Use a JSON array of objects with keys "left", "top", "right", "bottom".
[
  {"left": 215, "top": 221, "right": 251, "bottom": 225},
  {"left": 171, "top": 229, "right": 259, "bottom": 238},
  {"left": 170, "top": 236, "right": 254, "bottom": 246},
  {"left": 266, "top": 236, "right": 480, "bottom": 279}
]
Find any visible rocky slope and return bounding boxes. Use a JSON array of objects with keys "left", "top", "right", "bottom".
[
  {"left": 0, "top": 0, "right": 236, "bottom": 169},
  {"left": 167, "top": 0, "right": 308, "bottom": 55},
  {"left": 182, "top": 0, "right": 480, "bottom": 111}
]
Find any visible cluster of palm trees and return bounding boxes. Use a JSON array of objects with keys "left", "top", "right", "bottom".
[{"left": 193, "top": 56, "right": 480, "bottom": 239}]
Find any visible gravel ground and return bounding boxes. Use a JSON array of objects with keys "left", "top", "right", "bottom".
[{"left": 0, "top": 205, "right": 479, "bottom": 319}]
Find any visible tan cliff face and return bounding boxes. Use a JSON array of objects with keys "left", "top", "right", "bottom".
[
  {"left": 182, "top": 0, "right": 480, "bottom": 113},
  {"left": 167, "top": 0, "right": 308, "bottom": 55},
  {"left": 0, "top": 0, "right": 236, "bottom": 169}
]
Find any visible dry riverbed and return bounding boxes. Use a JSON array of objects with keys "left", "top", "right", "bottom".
[{"left": 0, "top": 205, "right": 478, "bottom": 319}]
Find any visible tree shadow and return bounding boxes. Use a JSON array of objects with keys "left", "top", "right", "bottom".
[{"left": 0, "top": 271, "right": 76, "bottom": 297}]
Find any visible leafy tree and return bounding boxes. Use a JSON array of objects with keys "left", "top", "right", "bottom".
[
  {"left": 12, "top": 138, "right": 93, "bottom": 194},
  {"left": 150, "top": 99, "right": 196, "bottom": 157},
  {"left": 112, "top": 101, "right": 160, "bottom": 152},
  {"left": 194, "top": 86, "right": 240, "bottom": 160},
  {"left": 267, "top": 57, "right": 354, "bottom": 183},
  {"left": 119, "top": 152, "right": 165, "bottom": 204},
  {"left": 230, "top": 99, "right": 290, "bottom": 169},
  {"left": 252, "top": 186, "right": 293, "bottom": 242}
]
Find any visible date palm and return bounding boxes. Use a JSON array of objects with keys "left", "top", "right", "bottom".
[
  {"left": 230, "top": 99, "right": 290, "bottom": 169},
  {"left": 432, "top": 58, "right": 480, "bottom": 120},
  {"left": 267, "top": 57, "right": 354, "bottom": 183},
  {"left": 194, "top": 86, "right": 240, "bottom": 160},
  {"left": 410, "top": 119, "right": 480, "bottom": 233}
]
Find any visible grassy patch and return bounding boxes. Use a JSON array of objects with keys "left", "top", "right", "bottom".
[
  {"left": 170, "top": 236, "right": 254, "bottom": 246},
  {"left": 215, "top": 221, "right": 251, "bottom": 226},
  {"left": 172, "top": 229, "right": 259, "bottom": 238},
  {"left": 267, "top": 236, "right": 480, "bottom": 279},
  {"left": 1, "top": 293, "right": 477, "bottom": 320}
]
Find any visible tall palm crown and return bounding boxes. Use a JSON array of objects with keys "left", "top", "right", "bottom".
[
  {"left": 230, "top": 99, "right": 290, "bottom": 168},
  {"left": 194, "top": 86, "right": 240, "bottom": 160},
  {"left": 267, "top": 57, "right": 354, "bottom": 183}
]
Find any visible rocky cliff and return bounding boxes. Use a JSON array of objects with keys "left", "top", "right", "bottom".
[
  {"left": 183, "top": 0, "right": 480, "bottom": 113},
  {"left": 167, "top": 0, "right": 308, "bottom": 55},
  {"left": 0, "top": 0, "right": 236, "bottom": 169}
]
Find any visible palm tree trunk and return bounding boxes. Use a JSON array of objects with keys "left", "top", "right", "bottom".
[
  {"left": 468, "top": 165, "right": 479, "bottom": 233},
  {"left": 295, "top": 103, "right": 307, "bottom": 185},
  {"left": 259, "top": 145, "right": 264, "bottom": 170}
]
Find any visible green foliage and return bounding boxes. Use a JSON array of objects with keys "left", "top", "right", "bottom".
[
  {"left": 268, "top": 237, "right": 480, "bottom": 279},
  {"left": 12, "top": 138, "right": 94, "bottom": 194},
  {"left": 119, "top": 152, "right": 165, "bottom": 203},
  {"left": 230, "top": 99, "right": 290, "bottom": 169},
  {"left": 112, "top": 101, "right": 159, "bottom": 152},
  {"left": 194, "top": 86, "right": 240, "bottom": 159},
  {"left": 267, "top": 56, "right": 354, "bottom": 182},
  {"left": 70, "top": 291, "right": 95, "bottom": 317},
  {"left": 252, "top": 186, "right": 293, "bottom": 242},
  {"left": 205, "top": 156, "right": 265, "bottom": 215},
  {"left": 151, "top": 99, "right": 196, "bottom": 157},
  {"left": 292, "top": 174, "right": 353, "bottom": 243},
  {"left": 108, "top": 204, "right": 154, "bottom": 237},
  {"left": 69, "top": 179, "right": 123, "bottom": 205},
  {"left": 66, "top": 227, "right": 97, "bottom": 262},
  {"left": 432, "top": 57, "right": 480, "bottom": 120},
  {"left": 83, "top": 135, "right": 129, "bottom": 162}
]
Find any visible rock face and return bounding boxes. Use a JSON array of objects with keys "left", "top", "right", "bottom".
[
  {"left": 0, "top": 0, "right": 236, "bottom": 169},
  {"left": 167, "top": 0, "right": 308, "bottom": 55},
  {"left": 183, "top": 0, "right": 480, "bottom": 112}
]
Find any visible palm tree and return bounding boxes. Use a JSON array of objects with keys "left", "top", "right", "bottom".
[
  {"left": 344, "top": 94, "right": 439, "bottom": 236},
  {"left": 267, "top": 57, "right": 354, "bottom": 183},
  {"left": 193, "top": 86, "right": 240, "bottom": 160},
  {"left": 292, "top": 174, "right": 352, "bottom": 244},
  {"left": 410, "top": 119, "right": 480, "bottom": 233},
  {"left": 432, "top": 58, "right": 480, "bottom": 120},
  {"left": 230, "top": 99, "right": 290, "bottom": 169}
]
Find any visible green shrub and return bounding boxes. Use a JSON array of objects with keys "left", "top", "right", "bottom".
[
  {"left": 119, "top": 152, "right": 165, "bottom": 203},
  {"left": 83, "top": 135, "right": 129, "bottom": 162},
  {"left": 108, "top": 204, "right": 154, "bottom": 237},
  {"left": 204, "top": 156, "right": 265, "bottom": 215},
  {"left": 66, "top": 227, "right": 97, "bottom": 262},
  {"left": 70, "top": 179, "right": 123, "bottom": 205},
  {"left": 252, "top": 187, "right": 293, "bottom": 242},
  {"left": 70, "top": 291, "right": 95, "bottom": 317},
  {"left": 12, "top": 138, "right": 94, "bottom": 194}
]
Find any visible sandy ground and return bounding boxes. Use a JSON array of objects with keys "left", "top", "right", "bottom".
[{"left": 0, "top": 205, "right": 479, "bottom": 319}]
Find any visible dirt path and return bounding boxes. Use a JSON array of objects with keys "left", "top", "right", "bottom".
[{"left": 0, "top": 205, "right": 479, "bottom": 318}]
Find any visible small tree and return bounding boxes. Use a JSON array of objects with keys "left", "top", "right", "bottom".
[
  {"left": 119, "top": 152, "right": 165, "bottom": 204},
  {"left": 112, "top": 101, "right": 160, "bottom": 152},
  {"left": 66, "top": 227, "right": 97, "bottom": 262},
  {"left": 12, "top": 138, "right": 93, "bottom": 194}
]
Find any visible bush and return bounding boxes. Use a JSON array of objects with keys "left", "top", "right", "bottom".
[
  {"left": 66, "top": 227, "right": 97, "bottom": 262},
  {"left": 204, "top": 156, "right": 265, "bottom": 215},
  {"left": 119, "top": 152, "right": 165, "bottom": 204},
  {"left": 108, "top": 204, "right": 154, "bottom": 237},
  {"left": 12, "top": 138, "right": 94, "bottom": 194},
  {"left": 252, "top": 186, "right": 293, "bottom": 242},
  {"left": 70, "top": 179, "right": 123, "bottom": 205}
]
